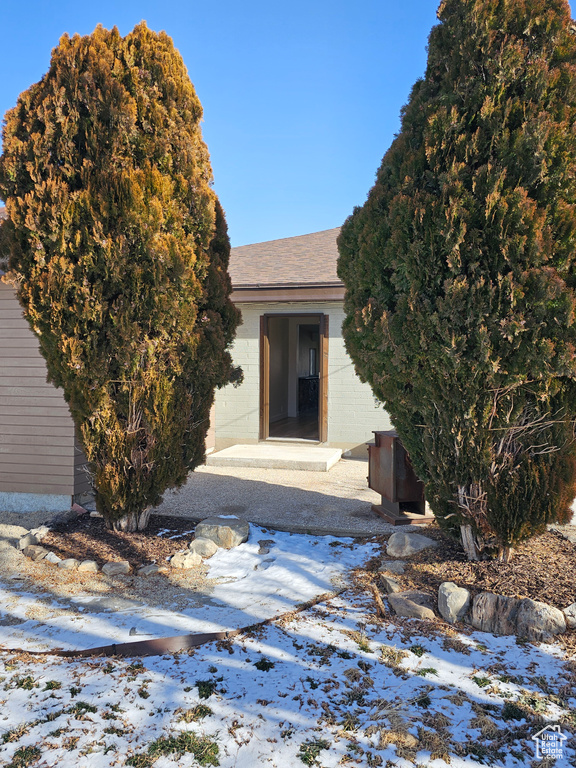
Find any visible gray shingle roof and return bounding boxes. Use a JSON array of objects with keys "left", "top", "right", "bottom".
[{"left": 229, "top": 227, "right": 342, "bottom": 288}]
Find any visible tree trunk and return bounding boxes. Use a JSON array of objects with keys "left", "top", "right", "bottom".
[
  {"left": 458, "top": 483, "right": 486, "bottom": 561},
  {"left": 106, "top": 508, "right": 151, "bottom": 532},
  {"left": 496, "top": 545, "right": 514, "bottom": 562},
  {"left": 460, "top": 524, "right": 482, "bottom": 561}
]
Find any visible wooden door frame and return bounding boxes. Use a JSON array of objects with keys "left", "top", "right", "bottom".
[{"left": 259, "top": 313, "right": 328, "bottom": 442}]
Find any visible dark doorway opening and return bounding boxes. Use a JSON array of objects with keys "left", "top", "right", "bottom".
[{"left": 260, "top": 314, "right": 328, "bottom": 442}]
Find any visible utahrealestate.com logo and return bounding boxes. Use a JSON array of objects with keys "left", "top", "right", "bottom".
[{"left": 532, "top": 725, "right": 568, "bottom": 760}]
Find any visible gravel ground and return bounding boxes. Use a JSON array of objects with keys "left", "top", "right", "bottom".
[
  {"left": 155, "top": 458, "right": 397, "bottom": 537},
  {"left": 0, "top": 459, "right": 397, "bottom": 538}
]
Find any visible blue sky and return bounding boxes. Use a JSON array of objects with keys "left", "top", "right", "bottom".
[{"left": 2, "top": 1, "right": 573, "bottom": 246}]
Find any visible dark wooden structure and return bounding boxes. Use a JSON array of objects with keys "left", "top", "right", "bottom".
[{"left": 368, "top": 430, "right": 434, "bottom": 525}]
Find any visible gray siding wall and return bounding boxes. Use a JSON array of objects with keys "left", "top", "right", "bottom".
[{"left": 0, "top": 281, "right": 76, "bottom": 498}]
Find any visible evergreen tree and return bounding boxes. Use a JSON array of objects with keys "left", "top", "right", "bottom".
[
  {"left": 338, "top": 0, "right": 576, "bottom": 560},
  {"left": 0, "top": 23, "right": 241, "bottom": 531}
]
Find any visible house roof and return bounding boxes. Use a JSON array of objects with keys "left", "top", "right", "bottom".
[
  {"left": 0, "top": 213, "right": 345, "bottom": 298},
  {"left": 229, "top": 227, "right": 342, "bottom": 289}
]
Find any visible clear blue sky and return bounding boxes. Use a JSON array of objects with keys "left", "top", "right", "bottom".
[{"left": 3, "top": 1, "right": 573, "bottom": 246}]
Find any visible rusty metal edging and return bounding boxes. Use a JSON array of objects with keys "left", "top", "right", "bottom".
[{"left": 0, "top": 589, "right": 346, "bottom": 659}]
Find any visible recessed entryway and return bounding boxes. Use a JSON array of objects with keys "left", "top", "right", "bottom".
[{"left": 259, "top": 314, "right": 328, "bottom": 442}]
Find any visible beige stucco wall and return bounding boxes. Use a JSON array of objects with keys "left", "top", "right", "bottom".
[{"left": 214, "top": 300, "right": 392, "bottom": 455}]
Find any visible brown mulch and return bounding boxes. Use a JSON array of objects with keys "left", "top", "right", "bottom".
[
  {"left": 373, "top": 525, "right": 576, "bottom": 611},
  {"left": 42, "top": 513, "right": 198, "bottom": 569},
  {"left": 41, "top": 512, "right": 576, "bottom": 612}
]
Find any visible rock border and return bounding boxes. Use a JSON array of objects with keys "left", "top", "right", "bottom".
[
  {"left": 5, "top": 508, "right": 251, "bottom": 579},
  {"left": 381, "top": 530, "right": 574, "bottom": 644}
]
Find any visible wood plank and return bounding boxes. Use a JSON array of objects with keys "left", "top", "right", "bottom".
[
  {"left": 2, "top": 328, "right": 40, "bottom": 339},
  {"left": 0, "top": 446, "right": 74, "bottom": 460},
  {"left": 0, "top": 468, "right": 72, "bottom": 483},
  {"left": 0, "top": 386, "right": 68, "bottom": 399},
  {"left": 0, "top": 318, "right": 31, "bottom": 330},
  {"left": 0, "top": 403, "right": 72, "bottom": 417},
  {"left": 2, "top": 337, "right": 41, "bottom": 348},
  {"left": 0, "top": 479, "right": 73, "bottom": 494},
  {"left": 259, "top": 315, "right": 269, "bottom": 440},
  {"left": 0, "top": 359, "right": 47, "bottom": 370},
  {"left": 319, "top": 314, "right": 329, "bottom": 443},
  {"left": 0, "top": 416, "right": 73, "bottom": 433},
  {"left": 0, "top": 433, "right": 72, "bottom": 447},
  {"left": 0, "top": 376, "right": 54, "bottom": 388}
]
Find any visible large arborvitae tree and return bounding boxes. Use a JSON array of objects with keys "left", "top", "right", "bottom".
[
  {"left": 0, "top": 23, "right": 240, "bottom": 531},
  {"left": 338, "top": 0, "right": 576, "bottom": 560}
]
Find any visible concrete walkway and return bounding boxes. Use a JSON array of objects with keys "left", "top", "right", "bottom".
[{"left": 156, "top": 458, "right": 396, "bottom": 537}]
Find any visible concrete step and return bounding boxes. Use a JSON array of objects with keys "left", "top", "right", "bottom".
[{"left": 206, "top": 443, "right": 342, "bottom": 472}]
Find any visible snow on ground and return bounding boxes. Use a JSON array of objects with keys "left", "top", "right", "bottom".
[
  {"left": 0, "top": 527, "right": 575, "bottom": 768},
  {"left": 0, "top": 529, "right": 377, "bottom": 652}
]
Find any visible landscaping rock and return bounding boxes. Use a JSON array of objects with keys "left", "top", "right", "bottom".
[
  {"left": 379, "top": 560, "right": 406, "bottom": 575},
  {"left": 470, "top": 593, "right": 521, "bottom": 635},
  {"left": 58, "top": 558, "right": 80, "bottom": 570},
  {"left": 195, "top": 516, "right": 250, "bottom": 549},
  {"left": 17, "top": 533, "right": 39, "bottom": 550},
  {"left": 170, "top": 551, "right": 201, "bottom": 569},
  {"left": 78, "top": 560, "right": 99, "bottom": 573},
  {"left": 22, "top": 545, "right": 50, "bottom": 562},
  {"left": 102, "top": 561, "right": 131, "bottom": 576},
  {"left": 30, "top": 526, "right": 50, "bottom": 542},
  {"left": 516, "top": 599, "right": 566, "bottom": 643},
  {"left": 0, "top": 524, "right": 28, "bottom": 548},
  {"left": 44, "top": 552, "right": 61, "bottom": 565},
  {"left": 138, "top": 564, "right": 161, "bottom": 577},
  {"left": 380, "top": 575, "right": 402, "bottom": 594},
  {"left": 388, "top": 591, "right": 436, "bottom": 620},
  {"left": 386, "top": 532, "right": 437, "bottom": 558},
  {"left": 563, "top": 603, "right": 576, "bottom": 629},
  {"left": 188, "top": 537, "right": 219, "bottom": 558},
  {"left": 438, "top": 582, "right": 471, "bottom": 624}
]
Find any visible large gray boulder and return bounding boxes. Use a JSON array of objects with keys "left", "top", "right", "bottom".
[
  {"left": 471, "top": 592, "right": 567, "bottom": 642},
  {"left": 438, "top": 582, "right": 471, "bottom": 624},
  {"left": 195, "top": 516, "right": 249, "bottom": 549},
  {"left": 516, "top": 599, "right": 566, "bottom": 643},
  {"left": 471, "top": 593, "right": 521, "bottom": 635},
  {"left": 386, "top": 531, "right": 437, "bottom": 558},
  {"left": 388, "top": 591, "right": 436, "bottom": 621}
]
